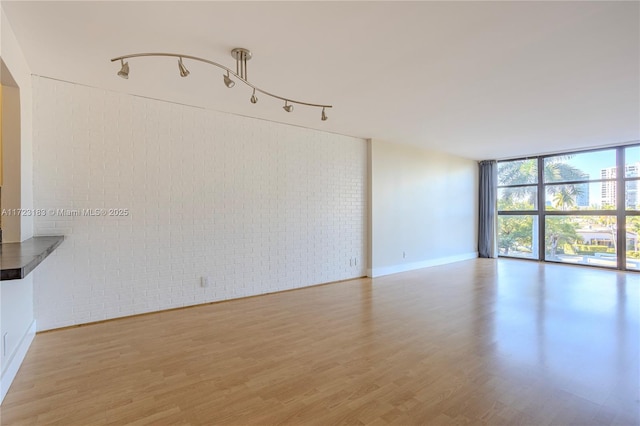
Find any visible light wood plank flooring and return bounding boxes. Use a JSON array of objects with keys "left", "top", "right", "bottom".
[{"left": 2, "top": 259, "right": 639, "bottom": 425}]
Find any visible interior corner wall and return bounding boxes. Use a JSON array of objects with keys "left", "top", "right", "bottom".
[
  {"left": 369, "top": 139, "right": 478, "bottom": 277},
  {"left": 31, "top": 76, "right": 368, "bottom": 331}
]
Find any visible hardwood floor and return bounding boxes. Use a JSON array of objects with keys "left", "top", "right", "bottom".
[{"left": 2, "top": 259, "right": 639, "bottom": 425}]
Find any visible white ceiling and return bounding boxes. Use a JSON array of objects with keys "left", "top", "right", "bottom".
[{"left": 2, "top": 1, "right": 639, "bottom": 160}]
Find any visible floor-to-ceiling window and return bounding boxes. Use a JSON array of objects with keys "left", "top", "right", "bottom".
[
  {"left": 497, "top": 158, "right": 539, "bottom": 259},
  {"left": 497, "top": 144, "right": 640, "bottom": 271}
]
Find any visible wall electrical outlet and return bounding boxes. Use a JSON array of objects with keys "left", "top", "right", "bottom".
[{"left": 201, "top": 276, "right": 210, "bottom": 288}]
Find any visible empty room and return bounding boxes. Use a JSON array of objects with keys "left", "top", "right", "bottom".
[{"left": 0, "top": 1, "right": 638, "bottom": 425}]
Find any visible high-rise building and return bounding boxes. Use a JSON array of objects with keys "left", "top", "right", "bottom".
[
  {"left": 601, "top": 167, "right": 617, "bottom": 207},
  {"left": 576, "top": 182, "right": 590, "bottom": 207},
  {"left": 627, "top": 164, "right": 639, "bottom": 209},
  {"left": 600, "top": 163, "right": 640, "bottom": 208}
]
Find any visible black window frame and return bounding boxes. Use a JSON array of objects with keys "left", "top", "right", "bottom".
[{"left": 496, "top": 143, "right": 640, "bottom": 271}]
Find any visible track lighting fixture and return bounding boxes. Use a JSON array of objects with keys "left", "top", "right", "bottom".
[
  {"left": 223, "top": 71, "right": 235, "bottom": 88},
  {"left": 117, "top": 59, "right": 129, "bottom": 79},
  {"left": 178, "top": 57, "right": 190, "bottom": 77},
  {"left": 111, "top": 47, "right": 332, "bottom": 121}
]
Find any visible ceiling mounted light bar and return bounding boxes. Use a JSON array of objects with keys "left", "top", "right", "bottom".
[{"left": 110, "top": 48, "right": 331, "bottom": 121}]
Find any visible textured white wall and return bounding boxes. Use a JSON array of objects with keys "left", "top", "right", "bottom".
[
  {"left": 370, "top": 139, "right": 478, "bottom": 277},
  {"left": 32, "top": 77, "right": 367, "bottom": 331}
]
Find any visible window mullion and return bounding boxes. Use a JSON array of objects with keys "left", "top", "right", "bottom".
[
  {"left": 617, "top": 147, "right": 626, "bottom": 270},
  {"left": 538, "top": 156, "right": 545, "bottom": 261}
]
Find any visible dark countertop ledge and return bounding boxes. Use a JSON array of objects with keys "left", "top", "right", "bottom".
[{"left": 1, "top": 236, "right": 64, "bottom": 281}]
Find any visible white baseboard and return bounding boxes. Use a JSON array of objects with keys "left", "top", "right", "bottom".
[
  {"left": 368, "top": 252, "right": 478, "bottom": 278},
  {"left": 1, "top": 320, "right": 36, "bottom": 404}
]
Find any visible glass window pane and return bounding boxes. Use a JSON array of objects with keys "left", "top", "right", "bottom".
[
  {"left": 545, "top": 216, "right": 617, "bottom": 268},
  {"left": 626, "top": 180, "right": 640, "bottom": 210},
  {"left": 626, "top": 217, "right": 640, "bottom": 270},
  {"left": 544, "top": 150, "right": 615, "bottom": 183},
  {"left": 498, "top": 215, "right": 539, "bottom": 259},
  {"left": 544, "top": 182, "right": 606, "bottom": 210},
  {"left": 625, "top": 146, "right": 640, "bottom": 178},
  {"left": 498, "top": 159, "right": 538, "bottom": 186},
  {"left": 498, "top": 187, "right": 537, "bottom": 211}
]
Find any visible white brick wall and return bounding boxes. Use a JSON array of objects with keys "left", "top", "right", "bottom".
[{"left": 32, "top": 77, "right": 367, "bottom": 331}]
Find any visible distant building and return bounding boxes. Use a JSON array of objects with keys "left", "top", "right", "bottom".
[
  {"left": 576, "top": 172, "right": 590, "bottom": 207},
  {"left": 601, "top": 167, "right": 617, "bottom": 207},
  {"left": 627, "top": 164, "right": 639, "bottom": 209},
  {"left": 600, "top": 163, "right": 640, "bottom": 209},
  {"left": 576, "top": 227, "right": 638, "bottom": 251}
]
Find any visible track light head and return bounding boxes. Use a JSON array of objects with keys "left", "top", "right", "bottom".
[
  {"left": 321, "top": 107, "right": 328, "bottom": 121},
  {"left": 178, "top": 57, "right": 190, "bottom": 77},
  {"left": 283, "top": 101, "right": 293, "bottom": 112},
  {"left": 117, "top": 60, "right": 129, "bottom": 79},
  {"left": 250, "top": 89, "right": 258, "bottom": 104},
  {"left": 223, "top": 72, "right": 235, "bottom": 88}
]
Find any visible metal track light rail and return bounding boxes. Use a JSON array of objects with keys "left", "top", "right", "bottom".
[{"left": 111, "top": 48, "right": 332, "bottom": 121}]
